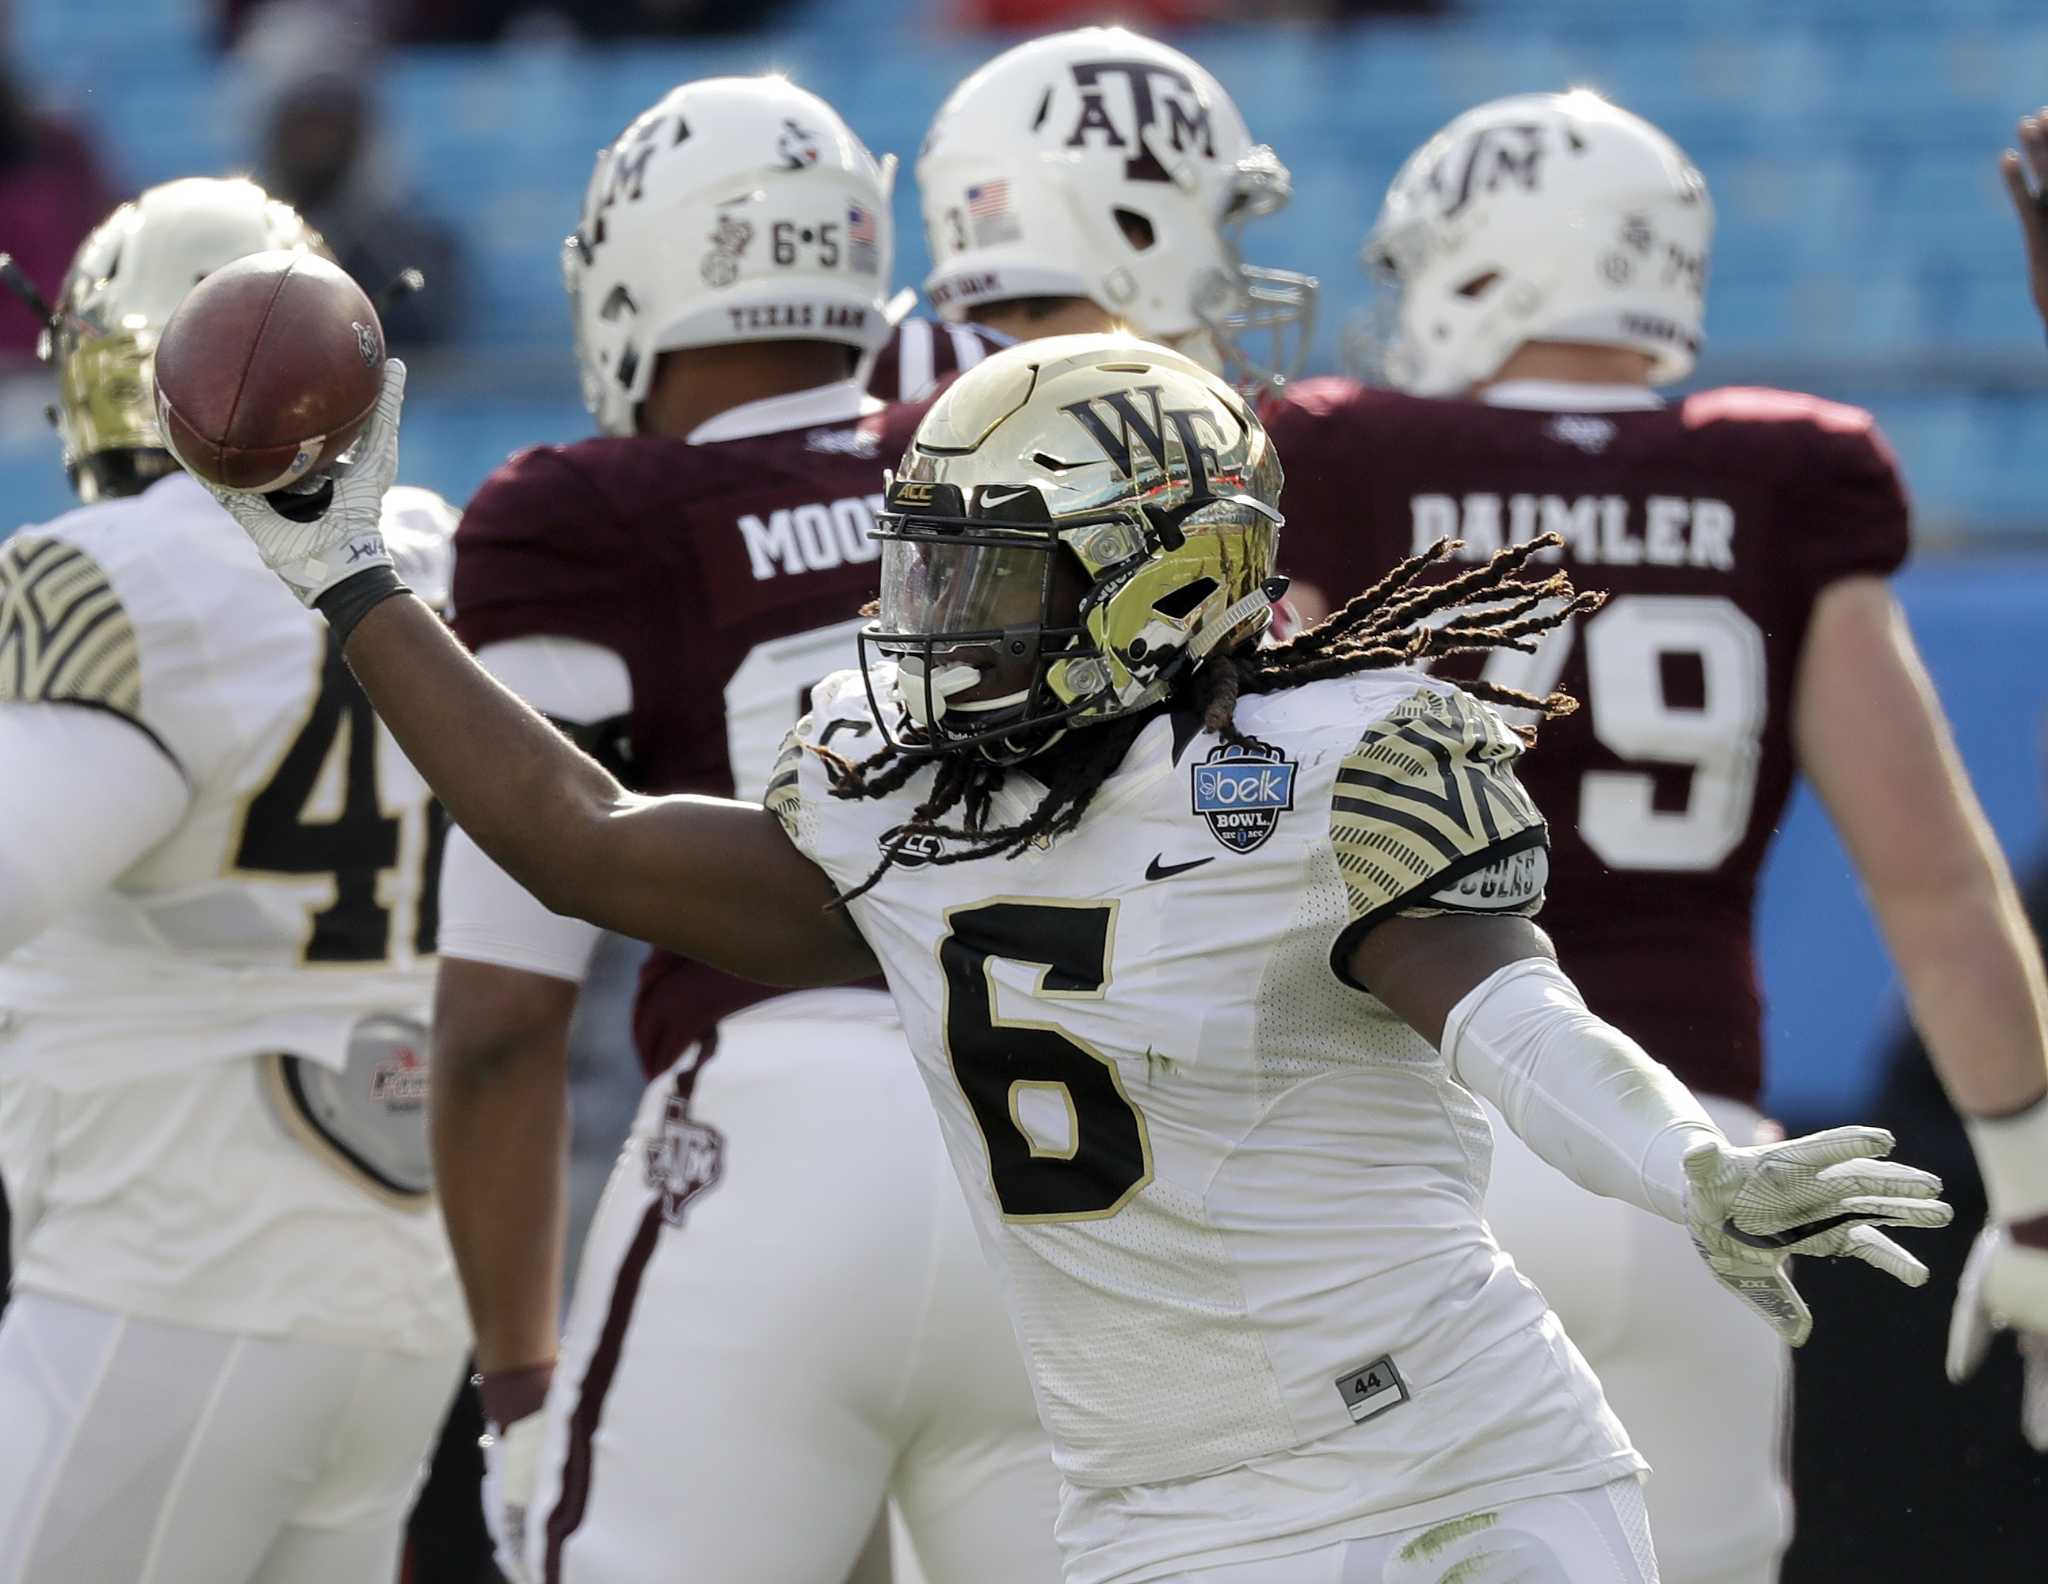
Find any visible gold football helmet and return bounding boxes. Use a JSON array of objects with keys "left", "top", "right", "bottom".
[
  {"left": 35, "top": 177, "right": 324, "bottom": 500},
  {"left": 863, "top": 333, "right": 1283, "bottom": 759}
]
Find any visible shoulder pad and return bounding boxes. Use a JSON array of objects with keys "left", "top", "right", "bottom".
[
  {"left": 1681, "top": 385, "right": 1879, "bottom": 439},
  {"left": 1328, "top": 684, "right": 1546, "bottom": 933},
  {"left": 0, "top": 532, "right": 143, "bottom": 717}
]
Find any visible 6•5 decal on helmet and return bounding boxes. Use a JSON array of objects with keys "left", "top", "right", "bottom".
[{"left": 564, "top": 76, "right": 895, "bottom": 436}]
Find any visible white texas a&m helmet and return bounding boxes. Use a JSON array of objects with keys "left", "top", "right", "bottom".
[
  {"left": 564, "top": 76, "right": 896, "bottom": 436},
  {"left": 1356, "top": 91, "right": 1713, "bottom": 396},
  {"left": 917, "top": 27, "right": 1316, "bottom": 392}
]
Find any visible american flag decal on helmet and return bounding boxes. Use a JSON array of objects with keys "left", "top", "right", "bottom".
[
  {"left": 965, "top": 180, "right": 1021, "bottom": 247},
  {"left": 847, "top": 205, "right": 878, "bottom": 275}
]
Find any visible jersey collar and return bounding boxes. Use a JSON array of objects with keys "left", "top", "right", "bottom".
[
  {"left": 684, "top": 379, "right": 882, "bottom": 445},
  {"left": 1479, "top": 380, "right": 1665, "bottom": 413}
]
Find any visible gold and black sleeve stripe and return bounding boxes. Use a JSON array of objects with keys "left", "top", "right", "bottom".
[
  {"left": 764, "top": 724, "right": 806, "bottom": 839},
  {"left": 0, "top": 535, "right": 144, "bottom": 718},
  {"left": 1328, "top": 686, "right": 1546, "bottom": 935}
]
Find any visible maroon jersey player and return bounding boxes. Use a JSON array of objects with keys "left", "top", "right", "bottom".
[
  {"left": 1266, "top": 92, "right": 2048, "bottom": 1581},
  {"left": 1272, "top": 380, "right": 1907, "bottom": 1108},
  {"left": 428, "top": 79, "right": 1058, "bottom": 1584},
  {"left": 456, "top": 313, "right": 998, "bottom": 1070}
]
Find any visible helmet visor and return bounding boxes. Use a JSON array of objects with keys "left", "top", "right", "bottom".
[{"left": 876, "top": 529, "right": 1053, "bottom": 638}]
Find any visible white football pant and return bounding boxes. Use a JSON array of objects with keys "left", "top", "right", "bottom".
[
  {"left": 0, "top": 1293, "right": 458, "bottom": 1584},
  {"left": 525, "top": 990, "right": 1061, "bottom": 1584},
  {"left": 1147, "top": 1477, "right": 1657, "bottom": 1582},
  {"left": 1483, "top": 1096, "right": 1788, "bottom": 1584}
]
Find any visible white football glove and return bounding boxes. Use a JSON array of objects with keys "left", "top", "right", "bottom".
[
  {"left": 1947, "top": 1224, "right": 2048, "bottom": 1450},
  {"left": 1947, "top": 1098, "right": 2048, "bottom": 1449},
  {"left": 480, "top": 1408, "right": 546, "bottom": 1584},
  {"left": 1682, "top": 1125, "right": 1953, "bottom": 1346},
  {"left": 200, "top": 359, "right": 406, "bottom": 605}
]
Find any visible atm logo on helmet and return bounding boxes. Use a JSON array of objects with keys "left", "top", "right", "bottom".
[
  {"left": 1428, "top": 122, "right": 1575, "bottom": 219},
  {"left": 1064, "top": 60, "right": 1216, "bottom": 183},
  {"left": 1059, "top": 385, "right": 1222, "bottom": 491}
]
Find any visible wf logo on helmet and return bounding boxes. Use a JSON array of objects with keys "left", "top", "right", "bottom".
[
  {"left": 1059, "top": 385, "right": 1223, "bottom": 490},
  {"left": 1192, "top": 738, "right": 1296, "bottom": 854}
]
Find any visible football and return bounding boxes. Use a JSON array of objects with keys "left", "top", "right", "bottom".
[{"left": 153, "top": 250, "right": 386, "bottom": 493}]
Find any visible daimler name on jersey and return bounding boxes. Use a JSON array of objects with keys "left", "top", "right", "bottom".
[
  {"left": 1192, "top": 738, "right": 1297, "bottom": 854},
  {"left": 1411, "top": 491, "right": 1735, "bottom": 569}
]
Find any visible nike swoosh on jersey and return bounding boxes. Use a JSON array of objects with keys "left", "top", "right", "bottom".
[{"left": 1145, "top": 854, "right": 1217, "bottom": 881}]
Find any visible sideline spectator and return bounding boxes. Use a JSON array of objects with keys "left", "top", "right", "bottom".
[
  {"left": 0, "top": 69, "right": 114, "bottom": 361},
  {"left": 2004, "top": 108, "right": 2048, "bottom": 334},
  {"left": 238, "top": 3, "right": 468, "bottom": 346}
]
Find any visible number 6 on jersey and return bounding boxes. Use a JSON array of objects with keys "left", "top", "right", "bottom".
[{"left": 939, "top": 899, "right": 1153, "bottom": 1221}]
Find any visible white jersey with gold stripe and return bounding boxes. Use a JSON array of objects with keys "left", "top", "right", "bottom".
[
  {"left": 772, "top": 665, "right": 1640, "bottom": 1584},
  {"left": 0, "top": 475, "right": 453, "bottom": 1085}
]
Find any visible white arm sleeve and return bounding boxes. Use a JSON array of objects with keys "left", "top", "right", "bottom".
[
  {"left": 431, "top": 636, "right": 631, "bottom": 982},
  {"left": 1441, "top": 956, "right": 1726, "bottom": 1224},
  {"left": 0, "top": 704, "right": 192, "bottom": 958}
]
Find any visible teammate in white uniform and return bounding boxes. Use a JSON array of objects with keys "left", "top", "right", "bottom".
[
  {"left": 425, "top": 80, "right": 1056, "bottom": 1584},
  {"left": 0, "top": 178, "right": 468, "bottom": 1584},
  {"left": 203, "top": 334, "right": 1954, "bottom": 1584}
]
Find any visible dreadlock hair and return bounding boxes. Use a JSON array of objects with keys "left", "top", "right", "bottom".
[{"left": 819, "top": 533, "right": 1602, "bottom": 905}]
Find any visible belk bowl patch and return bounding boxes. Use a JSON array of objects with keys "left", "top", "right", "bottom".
[{"left": 1192, "top": 738, "right": 1296, "bottom": 854}]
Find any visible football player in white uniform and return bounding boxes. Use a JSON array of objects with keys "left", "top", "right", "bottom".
[
  {"left": 0, "top": 179, "right": 468, "bottom": 1584},
  {"left": 205, "top": 332, "right": 1956, "bottom": 1583},
  {"left": 427, "top": 79, "right": 1055, "bottom": 1584}
]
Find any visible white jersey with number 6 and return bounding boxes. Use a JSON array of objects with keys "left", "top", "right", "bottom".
[{"left": 771, "top": 665, "right": 1641, "bottom": 1584}]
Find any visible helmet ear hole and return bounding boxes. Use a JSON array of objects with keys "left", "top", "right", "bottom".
[
  {"left": 1152, "top": 576, "right": 1217, "bottom": 622},
  {"left": 1454, "top": 270, "right": 1501, "bottom": 299},
  {"left": 1113, "top": 208, "right": 1157, "bottom": 252}
]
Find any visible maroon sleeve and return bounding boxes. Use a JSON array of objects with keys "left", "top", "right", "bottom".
[
  {"left": 1782, "top": 411, "right": 1911, "bottom": 592},
  {"left": 451, "top": 446, "right": 636, "bottom": 658},
  {"left": 1683, "top": 388, "right": 1911, "bottom": 595}
]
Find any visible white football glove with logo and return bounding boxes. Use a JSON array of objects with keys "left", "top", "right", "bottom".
[
  {"left": 1682, "top": 1125, "right": 1953, "bottom": 1346},
  {"left": 1948, "top": 1096, "right": 2048, "bottom": 1449},
  {"left": 199, "top": 359, "right": 405, "bottom": 605},
  {"left": 480, "top": 1409, "right": 546, "bottom": 1584}
]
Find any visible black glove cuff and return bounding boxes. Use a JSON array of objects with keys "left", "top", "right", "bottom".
[
  {"left": 315, "top": 565, "right": 409, "bottom": 646},
  {"left": 270, "top": 475, "right": 336, "bottom": 523}
]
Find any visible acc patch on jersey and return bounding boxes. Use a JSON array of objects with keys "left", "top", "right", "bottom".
[{"left": 1191, "top": 737, "right": 1297, "bottom": 854}]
